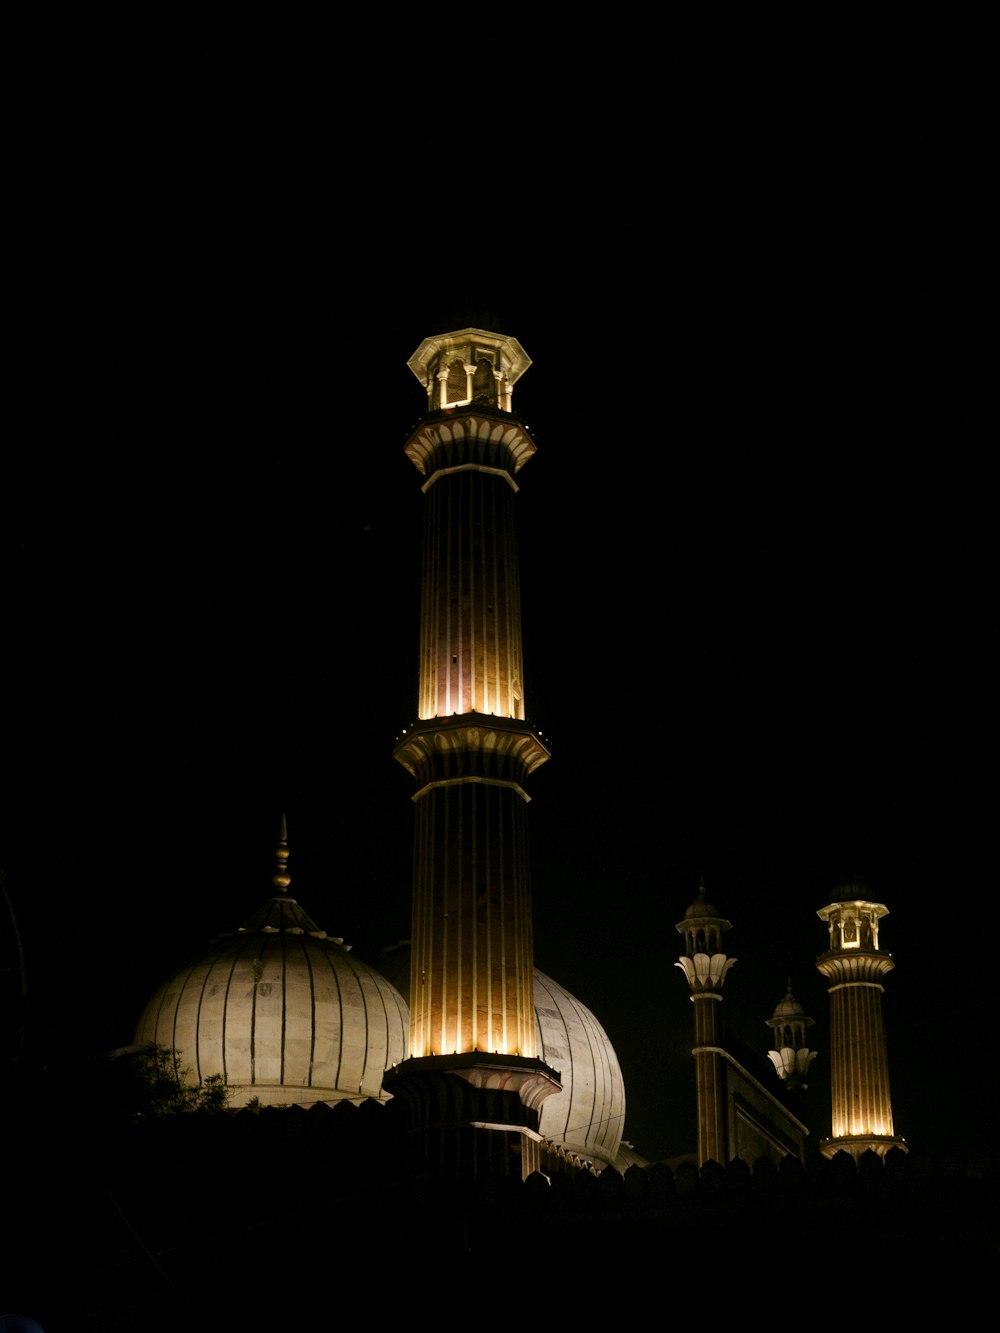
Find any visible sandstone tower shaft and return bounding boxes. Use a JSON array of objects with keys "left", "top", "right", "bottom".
[
  {"left": 816, "top": 888, "right": 905, "bottom": 1159},
  {"left": 395, "top": 329, "right": 548, "bottom": 1062},
  {"left": 676, "top": 885, "right": 735, "bottom": 1166},
  {"left": 416, "top": 454, "right": 526, "bottom": 724},
  {"left": 387, "top": 328, "right": 558, "bottom": 1180}
]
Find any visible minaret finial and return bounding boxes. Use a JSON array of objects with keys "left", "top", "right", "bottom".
[{"left": 272, "top": 813, "right": 291, "bottom": 893}]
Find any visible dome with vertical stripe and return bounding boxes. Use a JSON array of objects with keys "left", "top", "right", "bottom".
[
  {"left": 134, "top": 832, "right": 408, "bottom": 1108},
  {"left": 534, "top": 969, "right": 626, "bottom": 1170}
]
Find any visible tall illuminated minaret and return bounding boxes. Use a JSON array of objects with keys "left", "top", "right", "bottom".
[
  {"left": 816, "top": 882, "right": 906, "bottom": 1159},
  {"left": 384, "top": 327, "right": 560, "bottom": 1181}
]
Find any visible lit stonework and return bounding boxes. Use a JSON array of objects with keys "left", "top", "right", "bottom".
[
  {"left": 533, "top": 971, "right": 626, "bottom": 1172},
  {"left": 404, "top": 331, "right": 534, "bottom": 727},
  {"left": 136, "top": 821, "right": 408, "bottom": 1107},
  {"left": 816, "top": 884, "right": 906, "bottom": 1159},
  {"left": 675, "top": 884, "right": 810, "bottom": 1166},
  {"left": 385, "top": 327, "right": 560, "bottom": 1180},
  {"left": 766, "top": 982, "right": 817, "bottom": 1090},
  {"left": 676, "top": 883, "right": 736, "bottom": 1167},
  {"left": 394, "top": 718, "right": 548, "bottom": 1061},
  {"left": 406, "top": 327, "right": 531, "bottom": 415}
]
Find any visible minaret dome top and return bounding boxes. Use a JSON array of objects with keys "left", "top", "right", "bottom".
[{"left": 408, "top": 327, "right": 531, "bottom": 413}]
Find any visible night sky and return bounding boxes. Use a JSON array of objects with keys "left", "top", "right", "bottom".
[{"left": 5, "top": 46, "right": 993, "bottom": 1162}]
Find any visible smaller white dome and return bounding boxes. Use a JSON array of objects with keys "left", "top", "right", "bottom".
[{"left": 534, "top": 970, "right": 626, "bottom": 1170}]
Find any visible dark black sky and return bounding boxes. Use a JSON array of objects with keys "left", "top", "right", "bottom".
[{"left": 4, "top": 47, "right": 993, "bottom": 1160}]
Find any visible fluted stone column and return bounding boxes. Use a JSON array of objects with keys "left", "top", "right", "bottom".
[
  {"left": 816, "top": 884, "right": 906, "bottom": 1159},
  {"left": 385, "top": 328, "right": 559, "bottom": 1182}
]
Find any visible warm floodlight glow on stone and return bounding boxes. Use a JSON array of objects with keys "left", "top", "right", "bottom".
[
  {"left": 817, "top": 886, "right": 906, "bottom": 1159},
  {"left": 405, "top": 330, "right": 537, "bottom": 726},
  {"left": 395, "top": 332, "right": 550, "bottom": 1067},
  {"left": 385, "top": 326, "right": 563, "bottom": 1181},
  {"left": 406, "top": 327, "right": 531, "bottom": 414}
]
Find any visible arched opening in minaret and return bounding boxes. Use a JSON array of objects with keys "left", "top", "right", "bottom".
[
  {"left": 445, "top": 358, "right": 466, "bottom": 406},
  {"left": 472, "top": 356, "right": 496, "bottom": 404}
]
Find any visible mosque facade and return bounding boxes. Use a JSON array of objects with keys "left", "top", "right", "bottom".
[{"left": 134, "top": 325, "right": 901, "bottom": 1177}]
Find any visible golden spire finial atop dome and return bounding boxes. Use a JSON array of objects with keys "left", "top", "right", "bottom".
[{"left": 272, "top": 812, "right": 291, "bottom": 893}]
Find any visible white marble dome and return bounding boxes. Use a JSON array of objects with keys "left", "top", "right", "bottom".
[
  {"left": 534, "top": 969, "right": 626, "bottom": 1170},
  {"left": 135, "top": 880, "right": 408, "bottom": 1109}
]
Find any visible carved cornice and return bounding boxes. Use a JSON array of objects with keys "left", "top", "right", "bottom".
[
  {"left": 404, "top": 409, "right": 537, "bottom": 478},
  {"left": 767, "top": 1046, "right": 819, "bottom": 1087},
  {"left": 820, "top": 1134, "right": 908, "bottom": 1160},
  {"left": 383, "top": 1052, "right": 561, "bottom": 1116},
  {"left": 394, "top": 715, "right": 550, "bottom": 792},
  {"left": 676, "top": 953, "right": 737, "bottom": 993},
  {"left": 816, "top": 950, "right": 896, "bottom": 985}
]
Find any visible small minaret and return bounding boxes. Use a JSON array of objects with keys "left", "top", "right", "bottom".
[
  {"left": 766, "top": 980, "right": 817, "bottom": 1090},
  {"left": 385, "top": 327, "right": 560, "bottom": 1182},
  {"left": 675, "top": 882, "right": 736, "bottom": 1166},
  {"left": 816, "top": 881, "right": 906, "bottom": 1159}
]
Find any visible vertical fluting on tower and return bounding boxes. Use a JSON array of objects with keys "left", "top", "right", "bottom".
[
  {"left": 417, "top": 465, "right": 525, "bottom": 723},
  {"left": 385, "top": 328, "right": 559, "bottom": 1182},
  {"left": 816, "top": 885, "right": 906, "bottom": 1159},
  {"left": 676, "top": 883, "right": 736, "bottom": 1166},
  {"left": 402, "top": 724, "right": 543, "bottom": 1060}
]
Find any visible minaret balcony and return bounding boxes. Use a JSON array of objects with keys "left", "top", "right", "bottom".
[
  {"left": 404, "top": 406, "right": 537, "bottom": 482},
  {"left": 394, "top": 713, "right": 550, "bottom": 796}
]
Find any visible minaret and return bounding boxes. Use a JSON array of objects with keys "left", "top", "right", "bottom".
[
  {"left": 816, "top": 881, "right": 906, "bottom": 1159},
  {"left": 384, "top": 327, "right": 560, "bottom": 1182},
  {"left": 766, "top": 980, "right": 817, "bottom": 1090},
  {"left": 675, "top": 882, "right": 735, "bottom": 1166}
]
